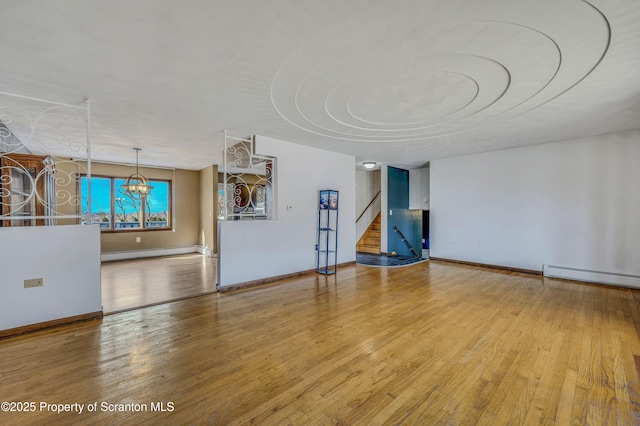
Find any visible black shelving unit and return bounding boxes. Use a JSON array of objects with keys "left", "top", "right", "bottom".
[{"left": 316, "top": 190, "right": 339, "bottom": 275}]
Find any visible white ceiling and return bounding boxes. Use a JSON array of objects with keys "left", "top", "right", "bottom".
[{"left": 0, "top": 0, "right": 638, "bottom": 171}]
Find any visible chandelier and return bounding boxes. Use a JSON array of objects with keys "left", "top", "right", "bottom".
[{"left": 122, "top": 148, "right": 153, "bottom": 198}]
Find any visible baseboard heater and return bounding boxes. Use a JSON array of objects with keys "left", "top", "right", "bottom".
[
  {"left": 543, "top": 265, "right": 640, "bottom": 289},
  {"left": 196, "top": 245, "right": 216, "bottom": 257},
  {"left": 101, "top": 246, "right": 197, "bottom": 262}
]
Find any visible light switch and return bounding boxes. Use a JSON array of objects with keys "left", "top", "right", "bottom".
[{"left": 24, "top": 278, "right": 43, "bottom": 288}]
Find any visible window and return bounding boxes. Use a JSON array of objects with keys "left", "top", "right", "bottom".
[{"left": 81, "top": 176, "right": 171, "bottom": 231}]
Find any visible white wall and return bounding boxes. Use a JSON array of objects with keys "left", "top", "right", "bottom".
[
  {"left": 0, "top": 224, "right": 102, "bottom": 330},
  {"left": 356, "top": 169, "right": 381, "bottom": 215},
  {"left": 218, "top": 135, "right": 356, "bottom": 286},
  {"left": 430, "top": 130, "right": 640, "bottom": 277},
  {"left": 409, "top": 166, "right": 430, "bottom": 210}
]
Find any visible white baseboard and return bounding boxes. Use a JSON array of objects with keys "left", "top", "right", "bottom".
[
  {"left": 543, "top": 264, "right": 640, "bottom": 289},
  {"left": 101, "top": 246, "right": 198, "bottom": 262}
]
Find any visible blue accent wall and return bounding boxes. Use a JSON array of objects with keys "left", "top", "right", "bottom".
[
  {"left": 387, "top": 166, "right": 422, "bottom": 257},
  {"left": 388, "top": 209, "right": 422, "bottom": 256},
  {"left": 388, "top": 166, "right": 409, "bottom": 209}
]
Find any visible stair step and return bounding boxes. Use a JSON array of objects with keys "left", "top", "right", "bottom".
[
  {"left": 357, "top": 244, "right": 380, "bottom": 254},
  {"left": 362, "top": 237, "right": 379, "bottom": 246},
  {"left": 356, "top": 213, "right": 382, "bottom": 255},
  {"left": 357, "top": 240, "right": 379, "bottom": 247}
]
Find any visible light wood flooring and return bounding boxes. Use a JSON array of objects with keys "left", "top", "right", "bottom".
[
  {"left": 101, "top": 253, "right": 217, "bottom": 313},
  {"left": 2, "top": 260, "right": 640, "bottom": 424}
]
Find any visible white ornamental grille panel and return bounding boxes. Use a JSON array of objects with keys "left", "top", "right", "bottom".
[
  {"left": 223, "top": 132, "right": 275, "bottom": 221},
  {"left": 0, "top": 92, "right": 91, "bottom": 226}
]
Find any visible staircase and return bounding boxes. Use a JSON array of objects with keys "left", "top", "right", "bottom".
[{"left": 356, "top": 213, "right": 381, "bottom": 254}]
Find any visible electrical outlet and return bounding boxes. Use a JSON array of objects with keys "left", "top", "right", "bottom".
[
  {"left": 24, "top": 278, "right": 43, "bottom": 288},
  {"left": 136, "top": 237, "right": 141, "bottom": 243}
]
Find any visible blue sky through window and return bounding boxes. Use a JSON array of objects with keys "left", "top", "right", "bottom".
[{"left": 81, "top": 177, "right": 169, "bottom": 215}]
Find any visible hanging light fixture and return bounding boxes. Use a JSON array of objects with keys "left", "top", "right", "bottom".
[{"left": 122, "top": 148, "right": 153, "bottom": 198}]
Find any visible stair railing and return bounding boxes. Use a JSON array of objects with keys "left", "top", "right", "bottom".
[
  {"left": 393, "top": 225, "right": 421, "bottom": 258},
  {"left": 356, "top": 190, "right": 381, "bottom": 241},
  {"left": 356, "top": 190, "right": 381, "bottom": 223}
]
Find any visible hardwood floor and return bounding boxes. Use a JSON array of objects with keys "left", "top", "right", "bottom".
[
  {"left": 2, "top": 260, "right": 640, "bottom": 424},
  {"left": 101, "top": 253, "right": 217, "bottom": 313}
]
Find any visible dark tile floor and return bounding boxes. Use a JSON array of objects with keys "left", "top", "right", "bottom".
[{"left": 356, "top": 252, "right": 427, "bottom": 267}]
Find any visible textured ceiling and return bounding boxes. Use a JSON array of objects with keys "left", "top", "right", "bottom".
[{"left": 0, "top": 0, "right": 638, "bottom": 170}]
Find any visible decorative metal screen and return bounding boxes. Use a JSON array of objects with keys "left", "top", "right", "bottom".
[
  {"left": 222, "top": 132, "right": 275, "bottom": 220},
  {"left": 0, "top": 92, "right": 91, "bottom": 226}
]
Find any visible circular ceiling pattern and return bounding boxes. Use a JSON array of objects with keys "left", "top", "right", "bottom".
[
  {"left": 270, "top": 0, "right": 610, "bottom": 142},
  {"left": 346, "top": 71, "right": 479, "bottom": 126}
]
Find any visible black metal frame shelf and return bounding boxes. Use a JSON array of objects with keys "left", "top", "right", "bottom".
[{"left": 316, "top": 190, "right": 339, "bottom": 275}]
